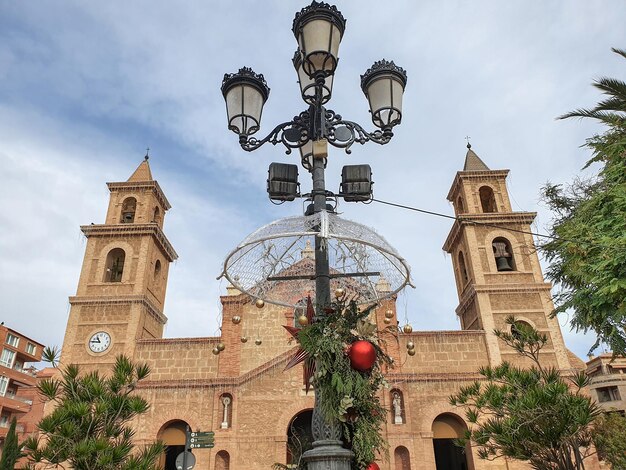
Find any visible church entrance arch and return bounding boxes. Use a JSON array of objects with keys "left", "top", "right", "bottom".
[
  {"left": 432, "top": 413, "right": 474, "bottom": 470},
  {"left": 157, "top": 419, "right": 189, "bottom": 470},
  {"left": 286, "top": 409, "right": 313, "bottom": 467}
]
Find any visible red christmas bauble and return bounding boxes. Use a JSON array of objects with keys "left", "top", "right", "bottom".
[
  {"left": 366, "top": 463, "right": 380, "bottom": 470},
  {"left": 348, "top": 340, "right": 376, "bottom": 371}
]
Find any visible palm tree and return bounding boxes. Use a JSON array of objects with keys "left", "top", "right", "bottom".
[
  {"left": 22, "top": 355, "right": 165, "bottom": 470},
  {"left": 559, "top": 48, "right": 626, "bottom": 126},
  {"left": 541, "top": 47, "right": 626, "bottom": 355}
]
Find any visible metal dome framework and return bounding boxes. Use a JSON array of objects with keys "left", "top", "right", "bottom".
[{"left": 220, "top": 211, "right": 413, "bottom": 308}]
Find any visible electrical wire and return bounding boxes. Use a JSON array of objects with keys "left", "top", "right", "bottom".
[{"left": 370, "top": 198, "right": 579, "bottom": 244}]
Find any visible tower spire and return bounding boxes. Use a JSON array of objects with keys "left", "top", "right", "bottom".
[
  {"left": 128, "top": 154, "right": 154, "bottom": 182},
  {"left": 462, "top": 144, "right": 490, "bottom": 172}
]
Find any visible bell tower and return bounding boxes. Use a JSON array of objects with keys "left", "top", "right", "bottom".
[
  {"left": 60, "top": 157, "right": 178, "bottom": 369},
  {"left": 443, "top": 145, "right": 573, "bottom": 369}
]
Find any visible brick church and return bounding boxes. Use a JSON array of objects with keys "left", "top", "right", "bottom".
[{"left": 58, "top": 146, "right": 589, "bottom": 470}]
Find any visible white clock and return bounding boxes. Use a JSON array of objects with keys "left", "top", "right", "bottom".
[{"left": 88, "top": 331, "right": 111, "bottom": 353}]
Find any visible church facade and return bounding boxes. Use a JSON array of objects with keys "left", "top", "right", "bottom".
[{"left": 58, "top": 148, "right": 592, "bottom": 470}]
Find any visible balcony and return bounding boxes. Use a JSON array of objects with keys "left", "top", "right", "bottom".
[
  {"left": 589, "top": 373, "right": 626, "bottom": 388},
  {"left": 0, "top": 368, "right": 37, "bottom": 389},
  {"left": 16, "top": 348, "right": 40, "bottom": 364},
  {"left": 0, "top": 393, "right": 33, "bottom": 413}
]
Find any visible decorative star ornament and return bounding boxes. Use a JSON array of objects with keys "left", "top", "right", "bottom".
[{"left": 283, "top": 296, "right": 316, "bottom": 393}]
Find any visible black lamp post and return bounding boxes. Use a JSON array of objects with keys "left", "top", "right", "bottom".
[{"left": 221, "top": 2, "right": 406, "bottom": 469}]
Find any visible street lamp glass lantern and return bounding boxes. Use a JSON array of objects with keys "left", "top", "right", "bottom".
[
  {"left": 292, "top": 2, "right": 346, "bottom": 78},
  {"left": 361, "top": 60, "right": 407, "bottom": 130},
  {"left": 221, "top": 67, "right": 270, "bottom": 136},
  {"left": 293, "top": 50, "right": 333, "bottom": 105}
]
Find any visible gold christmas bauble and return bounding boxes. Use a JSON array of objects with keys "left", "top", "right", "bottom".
[
  {"left": 334, "top": 288, "right": 345, "bottom": 298},
  {"left": 383, "top": 317, "right": 392, "bottom": 324},
  {"left": 231, "top": 315, "right": 242, "bottom": 325},
  {"left": 212, "top": 347, "right": 220, "bottom": 355},
  {"left": 406, "top": 341, "right": 415, "bottom": 350},
  {"left": 217, "top": 342, "right": 225, "bottom": 352},
  {"left": 402, "top": 324, "right": 413, "bottom": 334},
  {"left": 407, "top": 348, "right": 416, "bottom": 356},
  {"left": 240, "top": 336, "right": 248, "bottom": 343},
  {"left": 385, "top": 310, "right": 394, "bottom": 319},
  {"left": 255, "top": 299, "right": 265, "bottom": 308},
  {"left": 255, "top": 338, "right": 262, "bottom": 346},
  {"left": 297, "top": 315, "right": 309, "bottom": 327}
]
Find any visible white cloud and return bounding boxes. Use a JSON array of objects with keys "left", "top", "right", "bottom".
[{"left": 1, "top": 0, "right": 625, "bottom": 361}]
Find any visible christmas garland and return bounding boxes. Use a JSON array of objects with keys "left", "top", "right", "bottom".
[{"left": 296, "top": 299, "right": 394, "bottom": 469}]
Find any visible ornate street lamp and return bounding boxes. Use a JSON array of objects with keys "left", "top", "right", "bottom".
[
  {"left": 361, "top": 59, "right": 407, "bottom": 132},
  {"left": 292, "top": 1, "right": 346, "bottom": 78},
  {"left": 221, "top": 67, "right": 270, "bottom": 142},
  {"left": 220, "top": 2, "right": 406, "bottom": 469},
  {"left": 293, "top": 50, "right": 334, "bottom": 106}
]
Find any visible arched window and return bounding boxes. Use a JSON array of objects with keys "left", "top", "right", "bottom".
[
  {"left": 390, "top": 389, "right": 405, "bottom": 425},
  {"left": 215, "top": 450, "right": 230, "bottom": 470},
  {"left": 511, "top": 320, "right": 533, "bottom": 340},
  {"left": 456, "top": 196, "right": 465, "bottom": 214},
  {"left": 479, "top": 186, "right": 497, "bottom": 213},
  {"left": 154, "top": 260, "right": 162, "bottom": 279},
  {"left": 492, "top": 237, "right": 515, "bottom": 272},
  {"left": 120, "top": 197, "right": 137, "bottom": 223},
  {"left": 458, "top": 251, "right": 469, "bottom": 285},
  {"left": 153, "top": 206, "right": 161, "bottom": 224},
  {"left": 432, "top": 413, "right": 473, "bottom": 470},
  {"left": 394, "top": 445, "right": 411, "bottom": 470},
  {"left": 157, "top": 420, "right": 189, "bottom": 470},
  {"left": 220, "top": 393, "right": 233, "bottom": 429},
  {"left": 286, "top": 410, "right": 313, "bottom": 467},
  {"left": 104, "top": 248, "right": 125, "bottom": 282}
]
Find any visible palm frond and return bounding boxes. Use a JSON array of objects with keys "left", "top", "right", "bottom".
[
  {"left": 611, "top": 47, "right": 626, "bottom": 60},
  {"left": 558, "top": 108, "right": 624, "bottom": 125},
  {"left": 594, "top": 96, "right": 626, "bottom": 113},
  {"left": 42, "top": 346, "right": 61, "bottom": 367},
  {"left": 593, "top": 77, "right": 626, "bottom": 102}
]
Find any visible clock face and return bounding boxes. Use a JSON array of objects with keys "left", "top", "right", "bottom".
[{"left": 88, "top": 331, "right": 111, "bottom": 353}]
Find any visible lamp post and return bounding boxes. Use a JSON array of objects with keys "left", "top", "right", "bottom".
[{"left": 221, "top": 2, "right": 406, "bottom": 468}]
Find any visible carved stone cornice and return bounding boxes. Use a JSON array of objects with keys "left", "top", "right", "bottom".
[
  {"left": 68, "top": 294, "right": 167, "bottom": 325},
  {"left": 400, "top": 330, "right": 486, "bottom": 338},
  {"left": 107, "top": 180, "right": 171, "bottom": 210},
  {"left": 220, "top": 292, "right": 249, "bottom": 306},
  {"left": 385, "top": 372, "right": 482, "bottom": 383},
  {"left": 80, "top": 223, "right": 178, "bottom": 261},
  {"left": 473, "top": 283, "right": 552, "bottom": 293},
  {"left": 455, "top": 282, "right": 553, "bottom": 316},
  {"left": 446, "top": 169, "right": 510, "bottom": 201},
  {"left": 443, "top": 211, "right": 537, "bottom": 252},
  {"left": 137, "top": 337, "right": 219, "bottom": 345}
]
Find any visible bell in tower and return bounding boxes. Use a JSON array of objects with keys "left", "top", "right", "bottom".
[
  {"left": 121, "top": 197, "right": 137, "bottom": 223},
  {"left": 493, "top": 239, "right": 514, "bottom": 272}
]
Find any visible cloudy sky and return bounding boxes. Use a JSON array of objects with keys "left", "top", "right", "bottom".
[{"left": 1, "top": 1, "right": 625, "bottom": 362}]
